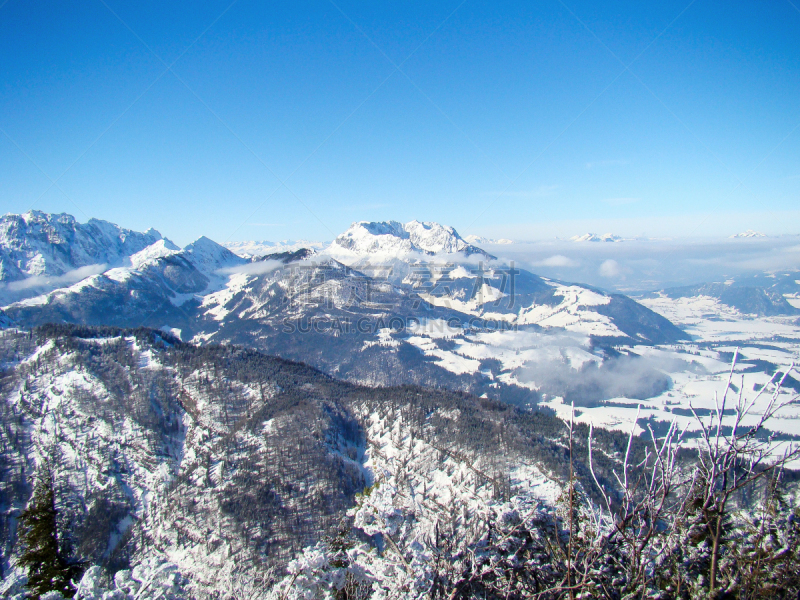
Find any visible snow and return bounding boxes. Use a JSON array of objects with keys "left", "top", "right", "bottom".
[
  {"left": 464, "top": 235, "right": 513, "bottom": 245},
  {"left": 409, "top": 319, "right": 461, "bottom": 339},
  {"left": 785, "top": 294, "right": 800, "bottom": 308},
  {"left": 274, "top": 402, "right": 566, "bottom": 599},
  {"left": 129, "top": 239, "right": 181, "bottom": 269},
  {"left": 74, "top": 558, "right": 191, "bottom": 600},
  {"left": 570, "top": 232, "right": 624, "bottom": 242},
  {"left": 182, "top": 236, "right": 246, "bottom": 274},
  {"left": 160, "top": 326, "right": 182, "bottom": 341},
  {"left": 425, "top": 348, "right": 480, "bottom": 375},
  {"left": 223, "top": 239, "right": 325, "bottom": 258},
  {"left": 730, "top": 229, "right": 767, "bottom": 238},
  {"left": 516, "top": 283, "right": 621, "bottom": 336},
  {"left": 419, "top": 282, "right": 505, "bottom": 314},
  {"left": 0, "top": 210, "right": 164, "bottom": 298},
  {"left": 200, "top": 273, "right": 252, "bottom": 321},
  {"left": 525, "top": 292, "right": 800, "bottom": 464},
  {"left": 327, "top": 220, "right": 480, "bottom": 260},
  {"left": 639, "top": 293, "right": 800, "bottom": 343},
  {"left": 362, "top": 328, "right": 402, "bottom": 350},
  {"left": 104, "top": 267, "right": 135, "bottom": 283}
]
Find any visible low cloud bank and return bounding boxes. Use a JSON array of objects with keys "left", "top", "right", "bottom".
[
  {"left": 490, "top": 235, "right": 800, "bottom": 292},
  {"left": 518, "top": 353, "right": 697, "bottom": 406},
  {"left": 1, "top": 264, "right": 107, "bottom": 293},
  {"left": 216, "top": 259, "right": 284, "bottom": 276},
  {"left": 534, "top": 255, "right": 578, "bottom": 268}
]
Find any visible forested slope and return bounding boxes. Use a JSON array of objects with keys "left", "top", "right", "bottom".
[{"left": 0, "top": 324, "right": 629, "bottom": 596}]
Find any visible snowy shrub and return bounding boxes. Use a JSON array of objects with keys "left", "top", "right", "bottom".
[
  {"left": 0, "top": 568, "right": 29, "bottom": 600},
  {"left": 74, "top": 558, "right": 190, "bottom": 600}
]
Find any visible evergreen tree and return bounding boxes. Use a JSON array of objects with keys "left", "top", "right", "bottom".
[{"left": 17, "top": 465, "right": 83, "bottom": 599}]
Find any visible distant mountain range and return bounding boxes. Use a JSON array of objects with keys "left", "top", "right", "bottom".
[
  {"left": 570, "top": 232, "right": 625, "bottom": 242},
  {"left": 639, "top": 272, "right": 800, "bottom": 317},
  {"left": 730, "top": 230, "right": 767, "bottom": 238},
  {"left": 222, "top": 238, "right": 327, "bottom": 258},
  {"left": 463, "top": 234, "right": 514, "bottom": 245},
  {"left": 0, "top": 212, "right": 688, "bottom": 408}
]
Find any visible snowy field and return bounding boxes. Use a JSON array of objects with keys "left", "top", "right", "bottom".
[{"left": 389, "top": 295, "right": 800, "bottom": 466}]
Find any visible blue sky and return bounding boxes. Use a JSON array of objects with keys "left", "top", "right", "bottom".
[{"left": 1, "top": 0, "right": 799, "bottom": 246}]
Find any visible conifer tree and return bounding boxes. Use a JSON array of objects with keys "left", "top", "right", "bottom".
[{"left": 17, "top": 464, "right": 82, "bottom": 599}]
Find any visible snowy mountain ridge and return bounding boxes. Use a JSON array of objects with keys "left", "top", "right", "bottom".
[
  {"left": 223, "top": 239, "right": 326, "bottom": 259},
  {"left": 0, "top": 211, "right": 164, "bottom": 285},
  {"left": 0, "top": 213, "right": 248, "bottom": 304}
]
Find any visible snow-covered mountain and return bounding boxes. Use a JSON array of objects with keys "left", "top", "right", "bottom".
[
  {"left": 1, "top": 212, "right": 690, "bottom": 409},
  {"left": 0, "top": 211, "right": 163, "bottom": 283},
  {"left": 730, "top": 229, "right": 767, "bottom": 238},
  {"left": 223, "top": 239, "right": 326, "bottom": 259},
  {"left": 327, "top": 220, "right": 494, "bottom": 261},
  {"left": 570, "top": 232, "right": 624, "bottom": 242},
  {"left": 638, "top": 271, "right": 800, "bottom": 318},
  {"left": 3, "top": 215, "right": 797, "bottom": 596},
  {"left": 463, "top": 234, "right": 513, "bottom": 245}
]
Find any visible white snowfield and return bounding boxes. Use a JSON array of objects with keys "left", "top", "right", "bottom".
[
  {"left": 413, "top": 274, "right": 621, "bottom": 337},
  {"left": 534, "top": 293, "right": 800, "bottom": 468},
  {"left": 382, "top": 287, "right": 800, "bottom": 467},
  {"left": 516, "top": 282, "right": 620, "bottom": 336}
]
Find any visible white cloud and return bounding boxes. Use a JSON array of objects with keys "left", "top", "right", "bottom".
[
  {"left": 599, "top": 259, "right": 621, "bottom": 278},
  {"left": 216, "top": 259, "right": 284, "bottom": 276},
  {"left": 535, "top": 255, "right": 579, "bottom": 267},
  {"left": 3, "top": 264, "right": 107, "bottom": 292}
]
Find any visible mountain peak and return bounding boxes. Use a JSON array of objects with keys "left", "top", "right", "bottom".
[
  {"left": 129, "top": 238, "right": 181, "bottom": 269},
  {"left": 730, "top": 230, "right": 767, "bottom": 238},
  {"left": 329, "top": 220, "right": 493, "bottom": 259},
  {"left": 182, "top": 236, "right": 246, "bottom": 271}
]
